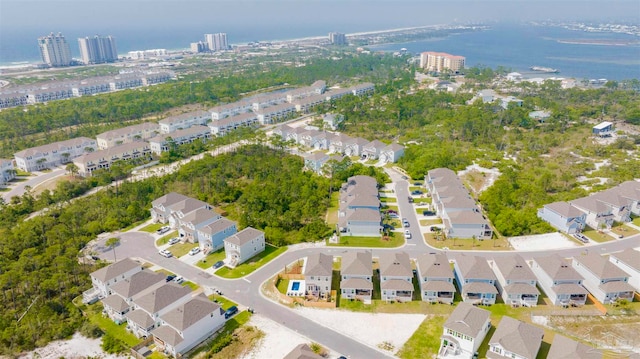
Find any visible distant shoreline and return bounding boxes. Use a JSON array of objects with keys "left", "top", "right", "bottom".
[{"left": 556, "top": 39, "right": 640, "bottom": 46}]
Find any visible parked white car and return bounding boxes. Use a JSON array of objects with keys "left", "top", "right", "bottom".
[
  {"left": 159, "top": 249, "right": 172, "bottom": 258},
  {"left": 188, "top": 247, "right": 201, "bottom": 256}
]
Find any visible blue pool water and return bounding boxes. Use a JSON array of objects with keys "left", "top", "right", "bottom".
[{"left": 291, "top": 281, "right": 300, "bottom": 291}]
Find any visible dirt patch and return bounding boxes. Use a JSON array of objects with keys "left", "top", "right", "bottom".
[
  {"left": 208, "top": 325, "right": 264, "bottom": 359},
  {"left": 548, "top": 315, "right": 640, "bottom": 354},
  {"left": 458, "top": 164, "right": 501, "bottom": 196}
]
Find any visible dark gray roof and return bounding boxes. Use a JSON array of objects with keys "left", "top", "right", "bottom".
[
  {"left": 304, "top": 253, "right": 333, "bottom": 277},
  {"left": 91, "top": 258, "right": 141, "bottom": 283},
  {"left": 341, "top": 251, "right": 372, "bottom": 277},
  {"left": 283, "top": 343, "right": 324, "bottom": 359},
  {"left": 534, "top": 255, "right": 584, "bottom": 282},
  {"left": 110, "top": 270, "right": 165, "bottom": 299},
  {"left": 417, "top": 253, "right": 454, "bottom": 280},
  {"left": 443, "top": 302, "right": 490, "bottom": 338},
  {"left": 573, "top": 253, "right": 631, "bottom": 280},
  {"left": 379, "top": 252, "right": 412, "bottom": 278},
  {"left": 160, "top": 294, "right": 221, "bottom": 331},
  {"left": 488, "top": 317, "right": 543, "bottom": 359},
  {"left": 493, "top": 256, "right": 537, "bottom": 282},
  {"left": 135, "top": 283, "right": 192, "bottom": 314},
  {"left": 224, "top": 227, "right": 264, "bottom": 246},
  {"left": 547, "top": 334, "right": 602, "bottom": 359}
]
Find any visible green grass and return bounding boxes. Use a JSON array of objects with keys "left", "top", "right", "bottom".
[
  {"left": 612, "top": 223, "right": 639, "bottom": 237},
  {"left": 169, "top": 241, "right": 199, "bottom": 257},
  {"left": 397, "top": 315, "right": 446, "bottom": 359},
  {"left": 15, "top": 169, "right": 32, "bottom": 176},
  {"left": 632, "top": 216, "right": 640, "bottom": 226},
  {"left": 182, "top": 281, "right": 199, "bottom": 290},
  {"left": 326, "top": 191, "right": 340, "bottom": 226},
  {"left": 382, "top": 205, "right": 399, "bottom": 212},
  {"left": 419, "top": 219, "right": 442, "bottom": 226},
  {"left": 216, "top": 245, "right": 287, "bottom": 279},
  {"left": 409, "top": 186, "right": 423, "bottom": 192},
  {"left": 208, "top": 294, "right": 238, "bottom": 311},
  {"left": 83, "top": 302, "right": 140, "bottom": 347},
  {"left": 329, "top": 232, "right": 404, "bottom": 248},
  {"left": 380, "top": 197, "right": 397, "bottom": 203},
  {"left": 276, "top": 277, "right": 290, "bottom": 295},
  {"left": 155, "top": 231, "right": 178, "bottom": 246},
  {"left": 582, "top": 227, "right": 615, "bottom": 243},
  {"left": 425, "top": 233, "right": 511, "bottom": 251},
  {"left": 196, "top": 249, "right": 227, "bottom": 269},
  {"left": 0, "top": 187, "right": 9, "bottom": 192},
  {"left": 413, "top": 197, "right": 432, "bottom": 204},
  {"left": 139, "top": 223, "right": 164, "bottom": 233}
]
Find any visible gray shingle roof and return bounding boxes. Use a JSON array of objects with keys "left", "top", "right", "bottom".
[
  {"left": 304, "top": 253, "right": 333, "bottom": 277},
  {"left": 135, "top": 283, "right": 192, "bottom": 314},
  {"left": 443, "top": 302, "right": 490, "bottom": 338},
  {"left": 96, "top": 122, "right": 159, "bottom": 141},
  {"left": 493, "top": 256, "right": 537, "bottom": 282},
  {"left": 456, "top": 254, "right": 497, "bottom": 281},
  {"left": 102, "top": 294, "right": 129, "bottom": 312},
  {"left": 151, "top": 325, "right": 184, "bottom": 347},
  {"left": 463, "top": 282, "right": 498, "bottom": 295},
  {"left": 224, "top": 227, "right": 264, "bottom": 246},
  {"left": 547, "top": 334, "right": 603, "bottom": 359},
  {"left": 610, "top": 248, "right": 640, "bottom": 272},
  {"left": 545, "top": 201, "right": 587, "bottom": 218},
  {"left": 14, "top": 137, "right": 96, "bottom": 158},
  {"left": 573, "top": 253, "right": 631, "bottom": 280},
  {"left": 283, "top": 343, "right": 324, "bottom": 359},
  {"left": 417, "top": 253, "right": 454, "bottom": 280},
  {"left": 341, "top": 251, "right": 372, "bottom": 277},
  {"left": 110, "top": 270, "right": 165, "bottom": 299},
  {"left": 199, "top": 218, "right": 236, "bottom": 235},
  {"left": 159, "top": 293, "right": 221, "bottom": 331},
  {"left": 340, "top": 278, "right": 373, "bottom": 290},
  {"left": 125, "top": 309, "right": 154, "bottom": 328},
  {"left": 534, "top": 255, "right": 584, "bottom": 282},
  {"left": 180, "top": 207, "right": 219, "bottom": 226},
  {"left": 488, "top": 316, "right": 543, "bottom": 359},
  {"left": 599, "top": 280, "right": 635, "bottom": 293},
  {"left": 91, "top": 258, "right": 141, "bottom": 283},
  {"left": 379, "top": 252, "right": 412, "bottom": 278},
  {"left": 346, "top": 208, "right": 381, "bottom": 222},
  {"left": 168, "top": 197, "right": 210, "bottom": 215},
  {"left": 422, "top": 280, "right": 456, "bottom": 292},
  {"left": 504, "top": 283, "right": 539, "bottom": 295},
  {"left": 380, "top": 279, "right": 414, "bottom": 291},
  {"left": 152, "top": 192, "right": 190, "bottom": 208}
]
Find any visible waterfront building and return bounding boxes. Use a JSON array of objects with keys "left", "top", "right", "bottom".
[
  {"left": 190, "top": 41, "right": 208, "bottom": 53},
  {"left": 78, "top": 35, "right": 118, "bottom": 64},
  {"left": 38, "top": 32, "right": 72, "bottom": 67},
  {"left": 205, "top": 33, "right": 228, "bottom": 52},
  {"left": 420, "top": 51, "right": 465, "bottom": 73},
  {"left": 329, "top": 32, "right": 347, "bottom": 45}
]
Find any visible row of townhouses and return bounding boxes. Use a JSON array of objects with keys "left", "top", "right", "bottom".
[
  {"left": 0, "top": 71, "right": 174, "bottom": 109},
  {"left": 426, "top": 168, "right": 493, "bottom": 239},
  {"left": 272, "top": 125, "right": 405, "bottom": 164},
  {"left": 538, "top": 180, "right": 640, "bottom": 233},
  {"left": 0, "top": 159, "right": 16, "bottom": 185},
  {"left": 83, "top": 259, "right": 225, "bottom": 357},
  {"left": 337, "top": 176, "right": 382, "bottom": 237}
]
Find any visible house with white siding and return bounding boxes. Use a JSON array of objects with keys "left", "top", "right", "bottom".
[
  {"left": 125, "top": 283, "right": 193, "bottom": 338},
  {"left": 491, "top": 256, "right": 539, "bottom": 307},
  {"left": 340, "top": 251, "right": 373, "bottom": 303},
  {"left": 209, "top": 101, "right": 252, "bottom": 120},
  {"left": 487, "top": 316, "right": 544, "bottom": 359},
  {"left": 14, "top": 137, "right": 97, "bottom": 172},
  {"left": 379, "top": 143, "right": 405, "bottom": 163},
  {"left": 416, "top": 253, "right": 456, "bottom": 304},
  {"left": 150, "top": 192, "right": 191, "bottom": 224},
  {"left": 328, "top": 133, "right": 352, "bottom": 154},
  {"left": 1, "top": 159, "right": 16, "bottom": 185},
  {"left": 344, "top": 138, "right": 370, "bottom": 157},
  {"left": 438, "top": 303, "right": 491, "bottom": 359},
  {"left": 96, "top": 122, "right": 159, "bottom": 149},
  {"left": 379, "top": 252, "right": 413, "bottom": 302},
  {"left": 102, "top": 270, "right": 165, "bottom": 324},
  {"left": 304, "top": 253, "right": 333, "bottom": 299},
  {"left": 304, "top": 152, "right": 329, "bottom": 174},
  {"left": 84, "top": 258, "right": 143, "bottom": 304},
  {"left": 177, "top": 207, "right": 222, "bottom": 243},
  {"left": 152, "top": 294, "right": 225, "bottom": 357},
  {"left": 338, "top": 175, "right": 381, "bottom": 237},
  {"left": 158, "top": 110, "right": 210, "bottom": 133},
  {"left": 73, "top": 142, "right": 152, "bottom": 177},
  {"left": 223, "top": 227, "right": 265, "bottom": 268},
  {"left": 530, "top": 255, "right": 588, "bottom": 307},
  {"left": 148, "top": 125, "right": 212, "bottom": 154},
  {"left": 609, "top": 248, "right": 640, "bottom": 292},
  {"left": 209, "top": 112, "right": 258, "bottom": 136},
  {"left": 362, "top": 140, "right": 387, "bottom": 160},
  {"left": 547, "top": 334, "right": 603, "bottom": 359},
  {"left": 572, "top": 253, "right": 635, "bottom": 304},
  {"left": 453, "top": 254, "right": 498, "bottom": 305},
  {"left": 255, "top": 103, "right": 296, "bottom": 124},
  {"left": 537, "top": 201, "right": 587, "bottom": 234}
]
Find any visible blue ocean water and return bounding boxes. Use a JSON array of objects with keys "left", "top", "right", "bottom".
[{"left": 1, "top": 23, "right": 638, "bottom": 81}]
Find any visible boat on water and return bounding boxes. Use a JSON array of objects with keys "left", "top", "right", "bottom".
[{"left": 530, "top": 66, "right": 559, "bottom": 73}]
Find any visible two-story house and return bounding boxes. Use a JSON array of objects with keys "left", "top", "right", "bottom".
[
  {"left": 438, "top": 302, "right": 491, "bottom": 359},
  {"left": 487, "top": 316, "right": 544, "bottom": 359},
  {"left": 177, "top": 207, "right": 221, "bottom": 243},
  {"left": 609, "top": 248, "right": 640, "bottom": 291},
  {"left": 166, "top": 197, "right": 212, "bottom": 229},
  {"left": 304, "top": 253, "right": 333, "bottom": 299},
  {"left": 102, "top": 270, "right": 165, "bottom": 324},
  {"left": 415, "top": 253, "right": 456, "bottom": 304},
  {"left": 340, "top": 251, "right": 373, "bottom": 304},
  {"left": 338, "top": 175, "right": 381, "bottom": 237},
  {"left": 547, "top": 334, "right": 603, "bottom": 359},
  {"left": 84, "top": 258, "right": 143, "bottom": 303},
  {"left": 223, "top": 227, "right": 265, "bottom": 268},
  {"left": 14, "top": 137, "right": 97, "bottom": 172},
  {"left": 304, "top": 152, "right": 329, "bottom": 174},
  {"left": 491, "top": 256, "right": 540, "bottom": 307},
  {"left": 148, "top": 125, "right": 212, "bottom": 154},
  {"left": 361, "top": 140, "right": 387, "bottom": 160},
  {"left": 150, "top": 192, "right": 192, "bottom": 224},
  {"left": 152, "top": 293, "right": 225, "bottom": 357},
  {"left": 453, "top": 254, "right": 498, "bottom": 305},
  {"left": 96, "top": 122, "right": 159, "bottom": 149},
  {"left": 530, "top": 255, "right": 588, "bottom": 307},
  {"left": 73, "top": 142, "right": 152, "bottom": 177},
  {"left": 125, "top": 283, "right": 192, "bottom": 338},
  {"left": 379, "top": 252, "right": 414, "bottom": 303},
  {"left": 572, "top": 253, "right": 635, "bottom": 304},
  {"left": 344, "top": 137, "right": 370, "bottom": 157},
  {"left": 569, "top": 196, "right": 614, "bottom": 230},
  {"left": 196, "top": 218, "right": 237, "bottom": 253},
  {"left": 537, "top": 201, "right": 587, "bottom": 234},
  {"left": 158, "top": 110, "right": 210, "bottom": 134},
  {"left": 0, "top": 159, "right": 15, "bottom": 185},
  {"left": 379, "top": 143, "right": 405, "bottom": 164}
]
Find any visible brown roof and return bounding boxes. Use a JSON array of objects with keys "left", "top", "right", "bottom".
[
  {"left": 422, "top": 280, "right": 456, "bottom": 292},
  {"left": 380, "top": 279, "right": 414, "bottom": 291},
  {"left": 283, "top": 343, "right": 324, "bottom": 359},
  {"left": 443, "top": 302, "right": 490, "bottom": 338},
  {"left": 304, "top": 253, "right": 333, "bottom": 277},
  {"left": 110, "top": 270, "right": 165, "bottom": 299},
  {"left": 160, "top": 294, "right": 221, "bottom": 331},
  {"left": 341, "top": 251, "right": 372, "bottom": 277},
  {"left": 340, "top": 278, "right": 373, "bottom": 290},
  {"left": 610, "top": 248, "right": 640, "bottom": 272},
  {"left": 456, "top": 254, "right": 496, "bottom": 281},
  {"left": 493, "top": 256, "right": 537, "bottom": 282},
  {"left": 151, "top": 325, "right": 184, "bottom": 347},
  {"left": 224, "top": 227, "right": 264, "bottom": 246},
  {"left": 573, "top": 253, "right": 631, "bottom": 280},
  {"left": 378, "top": 252, "right": 412, "bottom": 278},
  {"left": 135, "top": 283, "right": 192, "bottom": 314},
  {"left": 547, "top": 334, "right": 602, "bottom": 359},
  {"left": 102, "top": 294, "right": 129, "bottom": 312},
  {"left": 446, "top": 210, "right": 488, "bottom": 225},
  {"left": 488, "top": 317, "right": 543, "bottom": 359},
  {"left": 417, "top": 253, "right": 454, "bottom": 280},
  {"left": 91, "top": 258, "right": 141, "bottom": 283},
  {"left": 534, "top": 255, "right": 584, "bottom": 282}
]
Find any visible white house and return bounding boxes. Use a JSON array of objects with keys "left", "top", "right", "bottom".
[
  {"left": 322, "top": 113, "right": 344, "bottom": 130},
  {"left": 84, "top": 258, "right": 143, "bottom": 304},
  {"left": 158, "top": 110, "right": 210, "bottom": 134},
  {"left": 150, "top": 192, "right": 191, "bottom": 224},
  {"left": 328, "top": 133, "right": 352, "bottom": 154},
  {"left": 223, "top": 227, "right": 265, "bottom": 268},
  {"left": 530, "top": 255, "right": 588, "bottom": 307},
  {"left": 453, "top": 254, "right": 498, "bottom": 305},
  {"left": 255, "top": 103, "right": 296, "bottom": 124},
  {"left": 592, "top": 121, "right": 614, "bottom": 137},
  {"left": 148, "top": 125, "right": 212, "bottom": 154},
  {"left": 609, "top": 248, "right": 640, "bottom": 292},
  {"left": 96, "top": 122, "right": 159, "bottom": 149},
  {"left": 152, "top": 294, "right": 225, "bottom": 357},
  {"left": 304, "top": 152, "right": 329, "bottom": 174},
  {"left": 537, "top": 201, "right": 586, "bottom": 234},
  {"left": 177, "top": 207, "right": 222, "bottom": 243},
  {"left": 125, "top": 283, "right": 193, "bottom": 338},
  {"left": 1, "top": 159, "right": 16, "bottom": 185},
  {"left": 487, "top": 316, "right": 544, "bottom": 359},
  {"left": 491, "top": 256, "right": 539, "bottom": 307},
  {"left": 361, "top": 140, "right": 387, "bottom": 160},
  {"left": 569, "top": 196, "right": 615, "bottom": 230},
  {"left": 304, "top": 253, "right": 333, "bottom": 299},
  {"left": 340, "top": 251, "right": 373, "bottom": 303},
  {"left": 209, "top": 112, "right": 257, "bottom": 136},
  {"left": 438, "top": 303, "right": 491, "bottom": 359},
  {"left": 379, "top": 252, "right": 413, "bottom": 303},
  {"left": 14, "top": 137, "right": 97, "bottom": 172},
  {"left": 344, "top": 138, "right": 370, "bottom": 157},
  {"left": 416, "top": 253, "right": 456, "bottom": 304},
  {"left": 379, "top": 143, "right": 405, "bottom": 163},
  {"left": 338, "top": 175, "right": 381, "bottom": 237},
  {"left": 209, "top": 101, "right": 252, "bottom": 120},
  {"left": 572, "top": 253, "right": 635, "bottom": 304},
  {"left": 102, "top": 270, "right": 165, "bottom": 324},
  {"left": 73, "top": 142, "right": 152, "bottom": 177}
]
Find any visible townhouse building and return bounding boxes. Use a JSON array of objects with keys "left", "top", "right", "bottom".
[
  {"left": 255, "top": 102, "right": 297, "bottom": 125},
  {"left": 530, "top": 255, "right": 588, "bottom": 306},
  {"left": 537, "top": 201, "right": 587, "bottom": 234},
  {"left": 148, "top": 125, "right": 212, "bottom": 154},
  {"left": 209, "top": 112, "right": 257, "bottom": 136},
  {"left": 453, "top": 254, "right": 498, "bottom": 305},
  {"left": 572, "top": 253, "right": 635, "bottom": 304},
  {"left": 102, "top": 270, "right": 165, "bottom": 324},
  {"left": 338, "top": 175, "right": 381, "bottom": 237},
  {"left": 415, "top": 253, "right": 456, "bottom": 304},
  {"left": 73, "top": 142, "right": 152, "bottom": 177},
  {"left": 14, "top": 137, "right": 97, "bottom": 172},
  {"left": 84, "top": 258, "right": 143, "bottom": 304},
  {"left": 176, "top": 207, "right": 222, "bottom": 244},
  {"left": 158, "top": 110, "right": 210, "bottom": 134},
  {"left": 379, "top": 252, "right": 414, "bottom": 302},
  {"left": 96, "top": 122, "right": 159, "bottom": 149},
  {"left": 197, "top": 218, "right": 237, "bottom": 252}
]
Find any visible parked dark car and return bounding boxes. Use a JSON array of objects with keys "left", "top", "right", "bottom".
[
  {"left": 213, "top": 261, "right": 225, "bottom": 269},
  {"left": 408, "top": 196, "right": 413, "bottom": 203},
  {"left": 411, "top": 190, "right": 423, "bottom": 195},
  {"left": 225, "top": 305, "right": 238, "bottom": 319},
  {"left": 423, "top": 210, "right": 436, "bottom": 216},
  {"left": 166, "top": 274, "right": 176, "bottom": 282}
]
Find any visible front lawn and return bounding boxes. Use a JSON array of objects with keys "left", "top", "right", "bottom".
[
  {"left": 380, "top": 197, "right": 397, "bottom": 203},
  {"left": 81, "top": 302, "right": 140, "bottom": 348},
  {"left": 155, "top": 231, "right": 178, "bottom": 246},
  {"left": 196, "top": 249, "right": 227, "bottom": 269},
  {"left": 140, "top": 223, "right": 164, "bottom": 233},
  {"left": 413, "top": 197, "right": 432, "bottom": 204},
  {"left": 169, "top": 241, "right": 199, "bottom": 257},
  {"left": 215, "top": 245, "right": 287, "bottom": 279},
  {"left": 328, "top": 232, "right": 404, "bottom": 248},
  {"left": 419, "top": 219, "right": 442, "bottom": 226},
  {"left": 397, "top": 315, "right": 447, "bottom": 359},
  {"left": 582, "top": 227, "right": 614, "bottom": 243},
  {"left": 632, "top": 216, "right": 640, "bottom": 227},
  {"left": 207, "top": 294, "right": 238, "bottom": 311},
  {"left": 611, "top": 223, "right": 639, "bottom": 238},
  {"left": 424, "top": 233, "right": 511, "bottom": 251},
  {"left": 276, "top": 277, "right": 290, "bottom": 295},
  {"left": 326, "top": 191, "right": 340, "bottom": 226}
]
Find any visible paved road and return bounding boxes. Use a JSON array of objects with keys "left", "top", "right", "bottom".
[{"left": 2, "top": 168, "right": 66, "bottom": 202}]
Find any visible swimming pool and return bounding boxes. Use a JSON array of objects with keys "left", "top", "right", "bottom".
[
  {"left": 291, "top": 281, "right": 300, "bottom": 291},
  {"left": 287, "top": 279, "right": 306, "bottom": 297}
]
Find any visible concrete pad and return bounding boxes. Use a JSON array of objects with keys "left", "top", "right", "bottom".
[{"left": 509, "top": 232, "right": 579, "bottom": 251}]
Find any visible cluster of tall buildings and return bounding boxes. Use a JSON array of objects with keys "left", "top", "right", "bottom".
[
  {"left": 37, "top": 32, "right": 118, "bottom": 67},
  {"left": 191, "top": 33, "right": 228, "bottom": 53},
  {"left": 328, "top": 32, "right": 347, "bottom": 45},
  {"left": 419, "top": 51, "right": 466, "bottom": 73}
]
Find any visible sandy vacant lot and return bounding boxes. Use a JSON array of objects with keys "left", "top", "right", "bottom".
[
  {"left": 509, "top": 232, "right": 579, "bottom": 251},
  {"left": 19, "top": 333, "right": 120, "bottom": 359}
]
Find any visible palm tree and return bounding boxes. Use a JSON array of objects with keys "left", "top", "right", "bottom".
[
  {"left": 105, "top": 237, "right": 121, "bottom": 262},
  {"left": 84, "top": 147, "right": 95, "bottom": 153},
  {"left": 65, "top": 163, "right": 79, "bottom": 177}
]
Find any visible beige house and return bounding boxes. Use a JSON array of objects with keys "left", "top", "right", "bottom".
[
  {"left": 487, "top": 316, "right": 544, "bottom": 359},
  {"left": 304, "top": 253, "right": 333, "bottom": 299},
  {"left": 379, "top": 252, "right": 414, "bottom": 303},
  {"left": 439, "top": 302, "right": 491, "bottom": 359},
  {"left": 340, "top": 251, "right": 373, "bottom": 303},
  {"left": 416, "top": 253, "right": 456, "bottom": 304}
]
